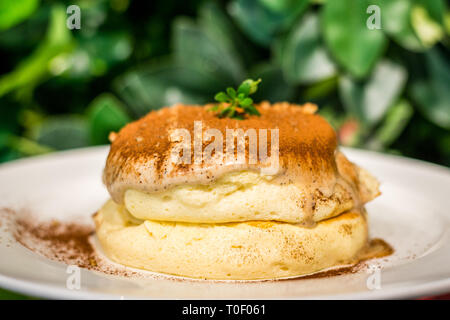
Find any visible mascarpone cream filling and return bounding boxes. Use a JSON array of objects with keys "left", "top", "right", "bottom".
[{"left": 123, "top": 170, "right": 359, "bottom": 224}]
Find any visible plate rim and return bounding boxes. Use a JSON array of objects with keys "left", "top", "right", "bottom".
[
  {"left": 1, "top": 272, "right": 450, "bottom": 300},
  {"left": 0, "top": 146, "right": 449, "bottom": 300}
]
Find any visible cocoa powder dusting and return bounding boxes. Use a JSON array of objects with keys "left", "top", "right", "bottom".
[
  {"left": 1, "top": 207, "right": 393, "bottom": 282},
  {"left": 14, "top": 218, "right": 97, "bottom": 269},
  {"left": 2, "top": 208, "right": 140, "bottom": 278},
  {"left": 286, "top": 238, "right": 394, "bottom": 281}
]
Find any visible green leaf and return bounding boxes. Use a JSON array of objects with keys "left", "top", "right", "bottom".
[
  {"left": 65, "top": 32, "right": 132, "bottom": 78},
  {"left": 228, "top": 0, "right": 309, "bottom": 46},
  {"left": 241, "top": 97, "right": 253, "bottom": 107},
  {"left": 322, "top": 0, "right": 387, "bottom": 78},
  {"left": 214, "top": 92, "right": 229, "bottom": 103},
  {"left": 245, "top": 78, "right": 262, "bottom": 94},
  {"left": 0, "top": 97, "right": 22, "bottom": 135},
  {"left": 211, "top": 78, "right": 262, "bottom": 119},
  {"left": 87, "top": 94, "right": 131, "bottom": 145},
  {"left": 339, "top": 60, "right": 407, "bottom": 126},
  {"left": 415, "top": 0, "right": 445, "bottom": 24},
  {"left": 7, "top": 135, "right": 53, "bottom": 156},
  {"left": 411, "top": 2, "right": 445, "bottom": 47},
  {"left": 115, "top": 61, "right": 223, "bottom": 117},
  {"left": 378, "top": 0, "right": 425, "bottom": 51},
  {"left": 0, "top": 148, "right": 22, "bottom": 163},
  {"left": 0, "top": 0, "right": 39, "bottom": 30},
  {"left": 303, "top": 76, "right": 338, "bottom": 100},
  {"left": 246, "top": 104, "right": 260, "bottom": 116},
  {"left": 237, "top": 82, "right": 251, "bottom": 96},
  {"left": 0, "top": 5, "right": 74, "bottom": 97},
  {"left": 445, "top": 11, "right": 450, "bottom": 36},
  {"left": 198, "top": 2, "right": 255, "bottom": 66},
  {"left": 173, "top": 17, "right": 244, "bottom": 85},
  {"left": 30, "top": 116, "right": 90, "bottom": 150},
  {"left": 279, "top": 13, "right": 336, "bottom": 84},
  {"left": 0, "top": 131, "right": 13, "bottom": 150},
  {"left": 0, "top": 287, "right": 33, "bottom": 299},
  {"left": 410, "top": 49, "right": 450, "bottom": 129},
  {"left": 249, "top": 64, "right": 295, "bottom": 102},
  {"left": 368, "top": 99, "right": 414, "bottom": 150},
  {"left": 227, "top": 87, "right": 237, "bottom": 99},
  {"left": 0, "top": 5, "right": 47, "bottom": 51}
]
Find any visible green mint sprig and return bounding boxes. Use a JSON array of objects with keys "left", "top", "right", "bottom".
[{"left": 210, "top": 78, "right": 262, "bottom": 120}]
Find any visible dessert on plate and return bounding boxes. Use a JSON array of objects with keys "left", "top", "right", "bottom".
[{"left": 94, "top": 80, "right": 381, "bottom": 280}]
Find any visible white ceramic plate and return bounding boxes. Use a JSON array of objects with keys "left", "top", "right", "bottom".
[{"left": 0, "top": 146, "right": 449, "bottom": 300}]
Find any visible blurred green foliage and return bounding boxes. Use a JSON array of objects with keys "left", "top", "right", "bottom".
[{"left": 0, "top": 0, "right": 449, "bottom": 166}]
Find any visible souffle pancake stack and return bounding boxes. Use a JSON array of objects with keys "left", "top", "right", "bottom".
[{"left": 94, "top": 102, "right": 380, "bottom": 280}]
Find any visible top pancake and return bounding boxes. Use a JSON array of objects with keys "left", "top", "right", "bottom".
[
  {"left": 103, "top": 102, "right": 359, "bottom": 204},
  {"left": 104, "top": 102, "right": 337, "bottom": 203}
]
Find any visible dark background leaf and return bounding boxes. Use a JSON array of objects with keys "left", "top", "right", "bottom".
[
  {"left": 0, "top": 0, "right": 39, "bottom": 31},
  {"left": 87, "top": 93, "right": 131, "bottom": 144},
  {"left": 339, "top": 59, "right": 407, "bottom": 126},
  {"left": 279, "top": 13, "right": 336, "bottom": 84},
  {"left": 228, "top": 0, "right": 309, "bottom": 46},
  {"left": 30, "top": 115, "right": 89, "bottom": 150},
  {"left": 322, "top": 0, "right": 388, "bottom": 78},
  {"left": 410, "top": 48, "right": 450, "bottom": 129},
  {"left": 0, "top": 0, "right": 448, "bottom": 169}
]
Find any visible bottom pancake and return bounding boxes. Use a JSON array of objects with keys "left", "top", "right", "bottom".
[{"left": 94, "top": 200, "right": 368, "bottom": 280}]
